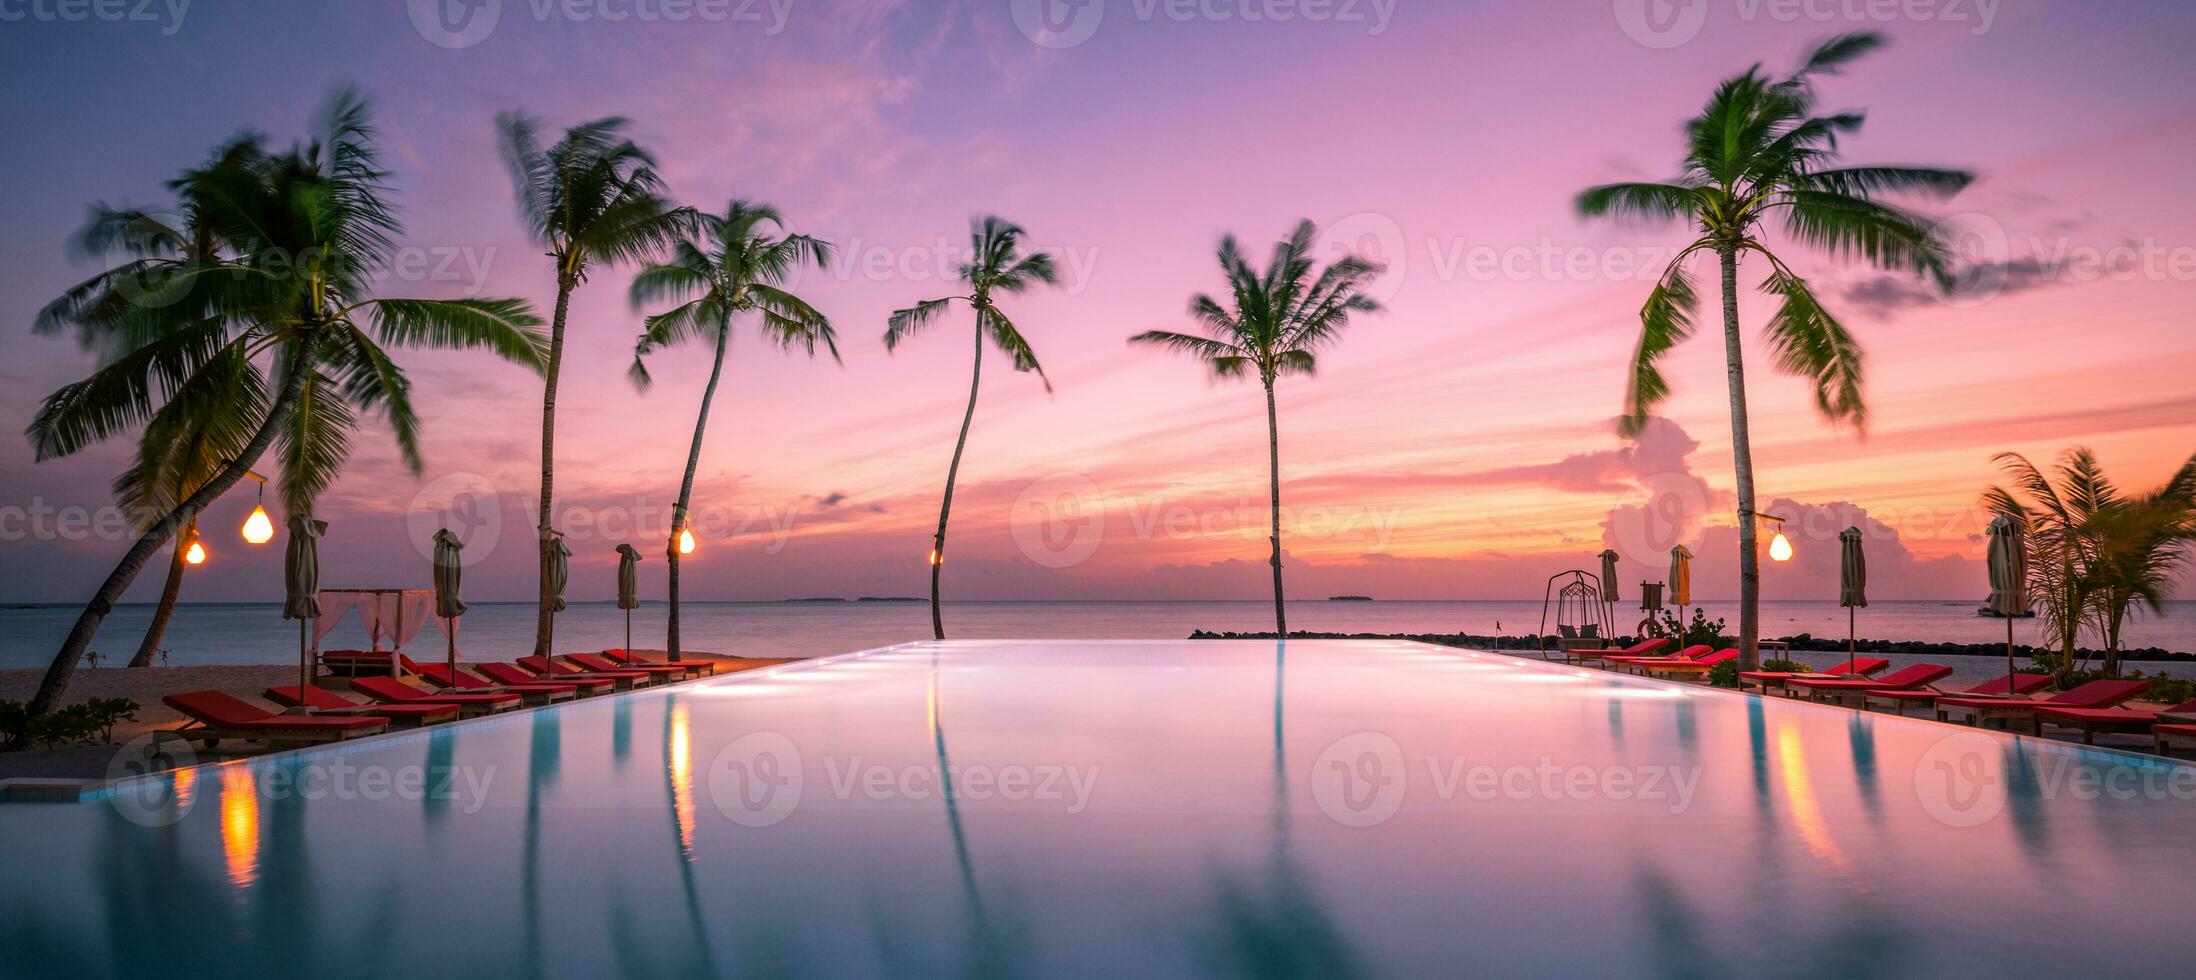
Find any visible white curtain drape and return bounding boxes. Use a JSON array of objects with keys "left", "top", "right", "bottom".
[{"left": 312, "top": 589, "right": 440, "bottom": 651}]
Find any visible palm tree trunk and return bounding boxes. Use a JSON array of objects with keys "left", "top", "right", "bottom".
[
  {"left": 29, "top": 330, "right": 323, "bottom": 716},
  {"left": 1716, "top": 245, "right": 1762, "bottom": 673},
  {"left": 667, "top": 325, "right": 730, "bottom": 659},
  {"left": 126, "top": 522, "right": 194, "bottom": 668},
  {"left": 533, "top": 271, "right": 575, "bottom": 657},
  {"left": 930, "top": 322, "right": 984, "bottom": 641},
  {"left": 1264, "top": 379, "right": 1288, "bottom": 637}
]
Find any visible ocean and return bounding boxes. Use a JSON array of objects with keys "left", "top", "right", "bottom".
[{"left": 4, "top": 599, "right": 2194, "bottom": 669}]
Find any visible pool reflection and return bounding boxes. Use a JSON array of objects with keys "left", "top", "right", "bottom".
[{"left": 3, "top": 639, "right": 2191, "bottom": 976}]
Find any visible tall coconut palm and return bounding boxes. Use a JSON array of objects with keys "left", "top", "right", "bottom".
[
  {"left": 884, "top": 217, "right": 1060, "bottom": 640},
  {"left": 628, "top": 199, "right": 838, "bottom": 658},
  {"left": 24, "top": 88, "right": 548, "bottom": 717},
  {"left": 37, "top": 200, "right": 254, "bottom": 668},
  {"left": 1575, "top": 31, "right": 1974, "bottom": 671},
  {"left": 499, "top": 113, "right": 690, "bottom": 656},
  {"left": 1130, "top": 220, "right": 1383, "bottom": 635}
]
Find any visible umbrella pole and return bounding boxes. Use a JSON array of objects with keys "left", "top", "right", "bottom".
[
  {"left": 294, "top": 618, "right": 310, "bottom": 714},
  {"left": 625, "top": 607, "right": 632, "bottom": 653},
  {"left": 2006, "top": 617, "right": 2016, "bottom": 698},
  {"left": 1848, "top": 607, "right": 1856, "bottom": 659},
  {"left": 448, "top": 617, "right": 458, "bottom": 681}
]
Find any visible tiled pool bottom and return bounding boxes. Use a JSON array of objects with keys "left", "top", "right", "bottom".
[{"left": 3, "top": 639, "right": 2192, "bottom": 977}]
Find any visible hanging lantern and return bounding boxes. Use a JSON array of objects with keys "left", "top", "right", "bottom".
[
  {"left": 677, "top": 527, "right": 697, "bottom": 555},
  {"left": 241, "top": 480, "right": 274, "bottom": 544},
  {"left": 185, "top": 540, "right": 208, "bottom": 565},
  {"left": 1769, "top": 531, "right": 1795, "bottom": 562}
]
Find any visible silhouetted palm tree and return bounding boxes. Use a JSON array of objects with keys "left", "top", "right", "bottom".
[
  {"left": 1575, "top": 32, "right": 1973, "bottom": 671},
  {"left": 885, "top": 217, "right": 1060, "bottom": 640},
  {"left": 1131, "top": 220, "right": 1382, "bottom": 635},
  {"left": 25, "top": 88, "right": 548, "bottom": 716},
  {"left": 629, "top": 199, "right": 837, "bottom": 657},
  {"left": 499, "top": 112, "right": 690, "bottom": 656}
]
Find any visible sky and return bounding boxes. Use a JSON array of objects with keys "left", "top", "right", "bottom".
[{"left": 1, "top": 0, "right": 2193, "bottom": 605}]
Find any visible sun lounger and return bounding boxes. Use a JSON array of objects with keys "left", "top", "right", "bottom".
[
  {"left": 350, "top": 676, "right": 522, "bottom": 717},
  {"left": 414, "top": 664, "right": 578, "bottom": 705},
  {"left": 1789, "top": 663, "right": 1954, "bottom": 707},
  {"left": 478, "top": 662, "right": 615, "bottom": 696},
  {"left": 163, "top": 690, "right": 389, "bottom": 747},
  {"left": 602, "top": 648, "right": 717, "bottom": 677},
  {"left": 1935, "top": 679, "right": 2151, "bottom": 734},
  {"left": 1563, "top": 638, "right": 1669, "bottom": 665},
  {"left": 1861, "top": 673, "right": 2053, "bottom": 714},
  {"left": 518, "top": 655, "right": 654, "bottom": 690},
  {"left": 1604, "top": 644, "right": 1711, "bottom": 672},
  {"left": 1638, "top": 648, "right": 1740, "bottom": 679},
  {"left": 1739, "top": 657, "right": 1891, "bottom": 695},
  {"left": 2154, "top": 723, "right": 2196, "bottom": 757},
  {"left": 566, "top": 652, "right": 688, "bottom": 680},
  {"left": 262, "top": 685, "right": 458, "bottom": 727},
  {"left": 2034, "top": 698, "right": 2196, "bottom": 745}
]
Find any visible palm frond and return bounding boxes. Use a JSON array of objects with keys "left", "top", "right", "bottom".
[
  {"left": 1621, "top": 257, "right": 1702, "bottom": 436},
  {"left": 1759, "top": 266, "right": 1866, "bottom": 429}
]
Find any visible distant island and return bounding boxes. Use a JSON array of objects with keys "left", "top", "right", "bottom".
[
  {"left": 786, "top": 597, "right": 848, "bottom": 603},
  {"left": 857, "top": 596, "right": 925, "bottom": 603},
  {"left": 1328, "top": 595, "right": 1374, "bottom": 602}
]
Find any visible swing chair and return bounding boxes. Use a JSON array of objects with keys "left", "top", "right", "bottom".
[{"left": 1537, "top": 570, "right": 1613, "bottom": 660}]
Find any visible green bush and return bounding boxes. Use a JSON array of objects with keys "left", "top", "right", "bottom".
[
  {"left": 1762, "top": 658, "right": 1811, "bottom": 673},
  {"left": 2021, "top": 661, "right": 2195, "bottom": 703},
  {"left": 1653, "top": 609, "right": 1731, "bottom": 650},
  {"left": 1708, "top": 661, "right": 1739, "bottom": 688},
  {"left": 0, "top": 697, "right": 139, "bottom": 751}
]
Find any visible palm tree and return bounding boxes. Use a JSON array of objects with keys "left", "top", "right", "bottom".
[
  {"left": 1984, "top": 449, "right": 2116, "bottom": 673},
  {"left": 23, "top": 88, "right": 548, "bottom": 717},
  {"left": 1987, "top": 449, "right": 2196, "bottom": 674},
  {"left": 885, "top": 217, "right": 1060, "bottom": 640},
  {"left": 36, "top": 199, "right": 253, "bottom": 669},
  {"left": 498, "top": 113, "right": 690, "bottom": 657},
  {"left": 1130, "top": 220, "right": 1382, "bottom": 635},
  {"left": 629, "top": 199, "right": 838, "bottom": 658},
  {"left": 1575, "top": 31, "right": 1973, "bottom": 671}
]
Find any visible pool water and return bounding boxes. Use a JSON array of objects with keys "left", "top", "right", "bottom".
[{"left": 3, "top": 639, "right": 2192, "bottom": 977}]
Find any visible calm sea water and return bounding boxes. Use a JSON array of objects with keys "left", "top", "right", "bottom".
[{"left": 4, "top": 599, "right": 2193, "bottom": 669}]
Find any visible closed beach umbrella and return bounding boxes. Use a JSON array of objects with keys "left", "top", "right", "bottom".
[
  {"left": 433, "top": 528, "right": 467, "bottom": 678},
  {"left": 1839, "top": 526, "right": 1868, "bottom": 658},
  {"left": 283, "top": 516, "right": 327, "bottom": 710},
  {"left": 616, "top": 543, "right": 643, "bottom": 651},
  {"left": 546, "top": 536, "right": 570, "bottom": 614},
  {"left": 1598, "top": 549, "right": 1620, "bottom": 636},
  {"left": 1987, "top": 516, "right": 2032, "bottom": 694},
  {"left": 1669, "top": 545, "right": 1693, "bottom": 632}
]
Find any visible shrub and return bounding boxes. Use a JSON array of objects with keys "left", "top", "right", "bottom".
[
  {"left": 0, "top": 697, "right": 139, "bottom": 751},
  {"left": 1654, "top": 609, "right": 1731, "bottom": 650},
  {"left": 1708, "top": 661, "right": 1739, "bottom": 688},
  {"left": 1762, "top": 658, "right": 1811, "bottom": 673}
]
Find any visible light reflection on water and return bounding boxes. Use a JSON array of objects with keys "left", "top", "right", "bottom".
[{"left": 3, "top": 639, "right": 2192, "bottom": 976}]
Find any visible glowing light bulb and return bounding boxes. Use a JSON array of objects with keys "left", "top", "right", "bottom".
[
  {"left": 1769, "top": 532, "right": 1794, "bottom": 563},
  {"left": 242, "top": 505, "right": 274, "bottom": 544},
  {"left": 677, "top": 528, "right": 697, "bottom": 555},
  {"left": 185, "top": 540, "right": 208, "bottom": 565}
]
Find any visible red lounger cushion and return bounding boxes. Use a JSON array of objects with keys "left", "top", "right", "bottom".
[
  {"left": 1741, "top": 657, "right": 1892, "bottom": 681},
  {"left": 604, "top": 649, "right": 715, "bottom": 668},
  {"left": 2156, "top": 724, "right": 2196, "bottom": 738},
  {"left": 481, "top": 662, "right": 613, "bottom": 693},
  {"left": 1642, "top": 649, "right": 1739, "bottom": 669},
  {"left": 264, "top": 685, "right": 456, "bottom": 721},
  {"left": 352, "top": 677, "right": 521, "bottom": 708},
  {"left": 1792, "top": 664, "right": 1953, "bottom": 693},
  {"left": 1888, "top": 674, "right": 2053, "bottom": 703},
  {"left": 1577, "top": 639, "right": 1670, "bottom": 658},
  {"left": 1940, "top": 679, "right": 2152, "bottom": 713},
  {"left": 417, "top": 664, "right": 578, "bottom": 695},
  {"left": 567, "top": 653, "right": 684, "bottom": 675},
  {"left": 164, "top": 691, "right": 386, "bottom": 731},
  {"left": 1610, "top": 645, "right": 1712, "bottom": 664},
  {"left": 519, "top": 655, "right": 649, "bottom": 680},
  {"left": 2039, "top": 698, "right": 2196, "bottom": 726}
]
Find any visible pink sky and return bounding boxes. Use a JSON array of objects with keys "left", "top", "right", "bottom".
[{"left": 2, "top": 1, "right": 2193, "bottom": 603}]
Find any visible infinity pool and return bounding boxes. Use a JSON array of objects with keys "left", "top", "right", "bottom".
[{"left": 4, "top": 640, "right": 2192, "bottom": 976}]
